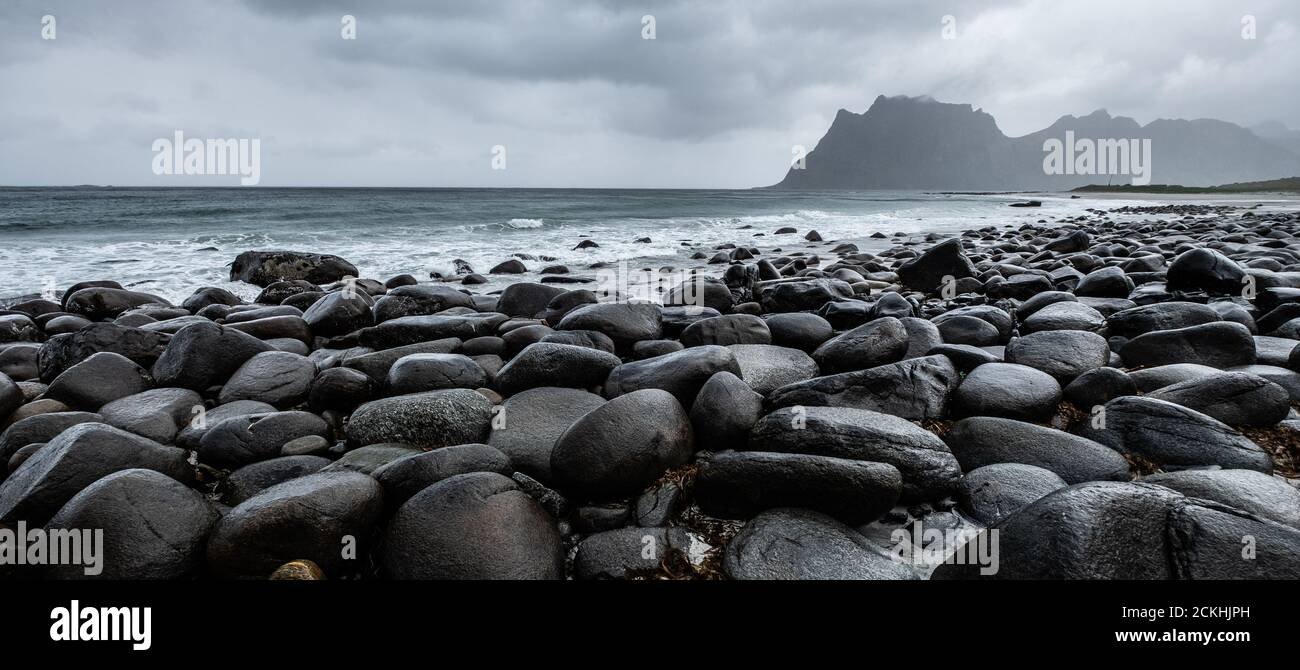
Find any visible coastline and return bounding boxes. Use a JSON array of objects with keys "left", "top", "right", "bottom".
[{"left": 2, "top": 199, "right": 1299, "bottom": 579}]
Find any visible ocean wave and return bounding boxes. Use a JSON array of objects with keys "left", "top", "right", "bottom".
[{"left": 504, "top": 218, "right": 545, "bottom": 229}]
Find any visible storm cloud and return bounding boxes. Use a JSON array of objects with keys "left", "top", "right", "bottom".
[{"left": 0, "top": 0, "right": 1296, "bottom": 187}]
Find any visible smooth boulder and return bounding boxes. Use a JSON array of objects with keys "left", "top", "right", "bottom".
[
  {"left": 382, "top": 472, "right": 564, "bottom": 579},
  {"left": 749, "top": 406, "right": 960, "bottom": 501},
  {"left": 346, "top": 389, "right": 493, "bottom": 450},
  {"left": 550, "top": 389, "right": 693, "bottom": 502}
]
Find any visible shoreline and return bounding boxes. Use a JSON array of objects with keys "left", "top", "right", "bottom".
[{"left": 1, "top": 202, "right": 1299, "bottom": 579}]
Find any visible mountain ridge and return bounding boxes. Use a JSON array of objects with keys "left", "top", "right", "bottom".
[{"left": 771, "top": 95, "right": 1300, "bottom": 190}]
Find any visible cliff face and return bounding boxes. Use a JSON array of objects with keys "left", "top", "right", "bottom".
[{"left": 771, "top": 95, "right": 1300, "bottom": 190}]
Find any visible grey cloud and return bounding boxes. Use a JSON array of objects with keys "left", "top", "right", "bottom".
[{"left": 0, "top": 0, "right": 1296, "bottom": 187}]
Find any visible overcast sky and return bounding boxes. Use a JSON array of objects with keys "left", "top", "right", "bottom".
[{"left": 1, "top": 0, "right": 1296, "bottom": 188}]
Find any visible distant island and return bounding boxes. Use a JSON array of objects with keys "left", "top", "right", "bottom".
[
  {"left": 771, "top": 95, "right": 1300, "bottom": 191},
  {"left": 1072, "top": 176, "right": 1300, "bottom": 194}
]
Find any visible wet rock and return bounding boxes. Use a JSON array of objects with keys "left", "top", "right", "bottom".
[
  {"left": 1015, "top": 291, "right": 1078, "bottom": 320},
  {"left": 302, "top": 290, "right": 374, "bottom": 336},
  {"left": 229, "top": 250, "right": 359, "bottom": 288},
  {"left": 989, "top": 273, "right": 1052, "bottom": 300},
  {"left": 812, "top": 317, "right": 909, "bottom": 374},
  {"left": 945, "top": 417, "right": 1130, "bottom": 484},
  {"left": 358, "top": 313, "right": 506, "bottom": 349},
  {"left": 386, "top": 353, "right": 487, "bottom": 394},
  {"left": 1120, "top": 322, "right": 1255, "bottom": 369},
  {"left": 1004, "top": 330, "right": 1110, "bottom": 383},
  {"left": 1073, "top": 266, "right": 1134, "bottom": 298},
  {"left": 1021, "top": 301, "right": 1106, "bottom": 334},
  {"left": 1075, "top": 396, "right": 1271, "bottom": 472},
  {"left": 281, "top": 434, "right": 330, "bottom": 457},
  {"left": 604, "top": 345, "right": 741, "bottom": 407},
  {"left": 487, "top": 387, "right": 604, "bottom": 483},
  {"left": 494, "top": 342, "right": 621, "bottom": 396},
  {"left": 1128, "top": 363, "right": 1221, "bottom": 392},
  {"left": 199, "top": 411, "right": 331, "bottom": 468},
  {"left": 555, "top": 302, "right": 663, "bottom": 349},
  {"left": 935, "top": 305, "right": 1013, "bottom": 339},
  {"left": 0, "top": 373, "right": 20, "bottom": 423},
  {"left": 1044, "top": 229, "right": 1090, "bottom": 253},
  {"left": 689, "top": 371, "right": 763, "bottom": 451},
  {"left": 490, "top": 259, "right": 528, "bottom": 274},
  {"left": 1146, "top": 371, "right": 1291, "bottom": 426},
  {"left": 65, "top": 287, "right": 171, "bottom": 321},
  {"left": 758, "top": 278, "right": 854, "bottom": 313},
  {"left": 501, "top": 324, "right": 553, "bottom": 357},
  {"left": 217, "top": 351, "right": 316, "bottom": 408},
  {"left": 0, "top": 411, "right": 98, "bottom": 462},
  {"left": 550, "top": 389, "right": 693, "bottom": 501},
  {"left": 1254, "top": 336, "right": 1298, "bottom": 367},
  {"left": 724, "top": 508, "right": 915, "bottom": 580},
  {"left": 934, "top": 481, "right": 1300, "bottom": 579},
  {"left": 894, "top": 318, "right": 940, "bottom": 361},
  {"left": 223, "top": 455, "right": 331, "bottom": 505},
  {"left": 697, "top": 451, "right": 901, "bottom": 525},
  {"left": 173, "top": 400, "right": 275, "bottom": 450},
  {"left": 340, "top": 338, "right": 460, "bottom": 383},
  {"left": 665, "top": 276, "right": 736, "bottom": 314},
  {"left": 896, "top": 239, "right": 977, "bottom": 293},
  {"left": 307, "top": 366, "right": 372, "bottom": 413},
  {"left": 761, "top": 312, "right": 834, "bottom": 352},
  {"left": 0, "top": 423, "right": 191, "bottom": 525},
  {"left": 347, "top": 389, "right": 492, "bottom": 450},
  {"left": 150, "top": 321, "right": 273, "bottom": 391},
  {"left": 382, "top": 472, "right": 564, "bottom": 579},
  {"left": 99, "top": 388, "right": 203, "bottom": 444},
  {"left": 633, "top": 480, "right": 682, "bottom": 527},
  {"left": 727, "top": 344, "right": 818, "bottom": 396},
  {"left": 631, "top": 339, "right": 683, "bottom": 359},
  {"left": 1143, "top": 469, "right": 1300, "bottom": 529},
  {"left": 319, "top": 443, "right": 420, "bottom": 475},
  {"left": 956, "top": 463, "right": 1068, "bottom": 526},
  {"left": 749, "top": 406, "right": 960, "bottom": 501},
  {"left": 44, "top": 469, "right": 219, "bottom": 579},
  {"left": 0, "top": 343, "right": 40, "bottom": 381},
  {"left": 1107, "top": 302, "right": 1221, "bottom": 338},
  {"left": 573, "top": 527, "right": 695, "bottom": 580},
  {"left": 39, "top": 323, "right": 169, "bottom": 383},
  {"left": 372, "top": 443, "right": 513, "bottom": 510},
  {"left": 372, "top": 285, "right": 474, "bottom": 323},
  {"left": 935, "top": 315, "right": 1000, "bottom": 346},
  {"left": 680, "top": 314, "right": 771, "bottom": 347},
  {"left": 953, "top": 362, "right": 1061, "bottom": 421},
  {"left": 496, "top": 283, "right": 568, "bottom": 319},
  {"left": 0, "top": 314, "right": 39, "bottom": 343},
  {"left": 1165, "top": 248, "right": 1246, "bottom": 294},
  {"left": 207, "top": 471, "right": 383, "bottom": 578},
  {"left": 928, "top": 343, "right": 999, "bottom": 372},
  {"left": 1228, "top": 363, "right": 1300, "bottom": 402},
  {"left": 1062, "top": 367, "right": 1136, "bottom": 408},
  {"left": 43, "top": 352, "right": 153, "bottom": 411},
  {"left": 767, "top": 354, "right": 958, "bottom": 420}
]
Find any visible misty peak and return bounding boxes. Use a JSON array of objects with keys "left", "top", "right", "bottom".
[{"left": 774, "top": 95, "right": 1300, "bottom": 189}]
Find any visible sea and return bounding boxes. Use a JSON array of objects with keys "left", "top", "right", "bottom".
[{"left": 2, "top": 187, "right": 1297, "bottom": 304}]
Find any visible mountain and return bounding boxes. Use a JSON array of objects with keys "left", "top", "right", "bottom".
[
  {"left": 1251, "top": 121, "right": 1300, "bottom": 158},
  {"left": 771, "top": 95, "right": 1300, "bottom": 190}
]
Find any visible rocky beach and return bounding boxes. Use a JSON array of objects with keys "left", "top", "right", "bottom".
[{"left": 2, "top": 203, "right": 1300, "bottom": 580}]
